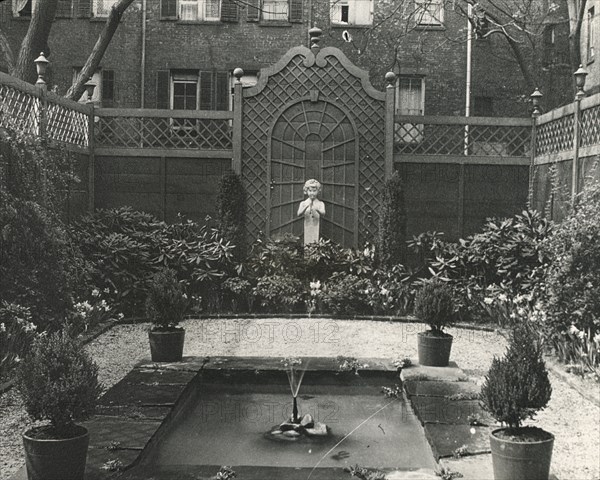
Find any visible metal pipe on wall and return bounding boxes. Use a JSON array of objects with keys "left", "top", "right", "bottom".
[{"left": 140, "top": 0, "right": 147, "bottom": 108}]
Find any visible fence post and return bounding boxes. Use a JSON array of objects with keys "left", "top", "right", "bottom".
[
  {"left": 572, "top": 65, "right": 588, "bottom": 205},
  {"left": 232, "top": 68, "right": 244, "bottom": 175},
  {"left": 528, "top": 88, "right": 542, "bottom": 209},
  {"left": 87, "top": 103, "right": 95, "bottom": 213},
  {"left": 384, "top": 72, "right": 396, "bottom": 180}
]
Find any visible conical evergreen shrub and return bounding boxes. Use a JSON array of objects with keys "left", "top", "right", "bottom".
[
  {"left": 378, "top": 171, "right": 407, "bottom": 267},
  {"left": 217, "top": 171, "right": 247, "bottom": 262}
]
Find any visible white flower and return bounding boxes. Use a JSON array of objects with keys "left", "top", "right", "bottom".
[
  {"left": 310, "top": 281, "right": 321, "bottom": 290},
  {"left": 380, "top": 287, "right": 389, "bottom": 296},
  {"left": 0, "top": 323, "right": 5, "bottom": 332},
  {"left": 569, "top": 324, "right": 580, "bottom": 335},
  {"left": 498, "top": 294, "right": 508, "bottom": 302},
  {"left": 593, "top": 333, "right": 600, "bottom": 345},
  {"left": 182, "top": 293, "right": 188, "bottom": 299},
  {"left": 91, "top": 289, "right": 100, "bottom": 298},
  {"left": 104, "top": 288, "right": 110, "bottom": 294},
  {"left": 117, "top": 313, "right": 125, "bottom": 320},
  {"left": 483, "top": 297, "right": 494, "bottom": 305}
]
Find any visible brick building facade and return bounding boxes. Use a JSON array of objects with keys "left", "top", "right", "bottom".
[{"left": 0, "top": 0, "right": 542, "bottom": 117}]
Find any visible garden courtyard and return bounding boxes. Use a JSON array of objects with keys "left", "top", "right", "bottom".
[{"left": 1, "top": 318, "right": 599, "bottom": 480}]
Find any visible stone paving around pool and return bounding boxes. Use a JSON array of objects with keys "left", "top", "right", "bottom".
[{"left": 9, "top": 356, "right": 558, "bottom": 480}]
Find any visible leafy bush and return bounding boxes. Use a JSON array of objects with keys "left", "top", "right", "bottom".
[
  {"left": 0, "top": 194, "right": 82, "bottom": 329},
  {"left": 368, "top": 265, "right": 414, "bottom": 316},
  {"left": 67, "top": 288, "right": 121, "bottom": 337},
  {"left": 378, "top": 171, "right": 406, "bottom": 267},
  {"left": 321, "top": 273, "right": 372, "bottom": 316},
  {"left": 0, "top": 302, "right": 37, "bottom": 382},
  {"left": 413, "top": 280, "right": 455, "bottom": 332},
  {"left": 17, "top": 331, "right": 103, "bottom": 438},
  {"left": 480, "top": 323, "right": 552, "bottom": 428},
  {"left": 542, "top": 184, "right": 600, "bottom": 346},
  {"left": 70, "top": 208, "right": 234, "bottom": 315},
  {"left": 253, "top": 274, "right": 305, "bottom": 313},
  {"left": 217, "top": 171, "right": 247, "bottom": 262},
  {"left": 146, "top": 269, "right": 189, "bottom": 329}
]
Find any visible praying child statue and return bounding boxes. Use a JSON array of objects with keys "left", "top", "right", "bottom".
[{"left": 297, "top": 179, "right": 325, "bottom": 245}]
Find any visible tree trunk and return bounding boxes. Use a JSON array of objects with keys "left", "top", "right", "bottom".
[
  {"left": 12, "top": 0, "right": 60, "bottom": 83},
  {"left": 65, "top": 0, "right": 135, "bottom": 101},
  {"left": 0, "top": 31, "right": 15, "bottom": 74}
]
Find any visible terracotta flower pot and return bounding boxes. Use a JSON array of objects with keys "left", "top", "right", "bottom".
[
  {"left": 148, "top": 328, "right": 185, "bottom": 362},
  {"left": 490, "top": 427, "right": 554, "bottom": 480},
  {"left": 417, "top": 331, "right": 453, "bottom": 366},
  {"left": 22, "top": 425, "right": 89, "bottom": 480}
]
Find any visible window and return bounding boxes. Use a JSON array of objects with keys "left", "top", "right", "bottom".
[
  {"left": 396, "top": 76, "right": 424, "bottom": 144},
  {"left": 246, "top": 0, "right": 302, "bottom": 22},
  {"left": 415, "top": 0, "right": 443, "bottom": 26},
  {"left": 73, "top": 68, "right": 115, "bottom": 106},
  {"left": 93, "top": 0, "right": 118, "bottom": 17},
  {"left": 588, "top": 7, "right": 595, "bottom": 63},
  {"left": 179, "top": 0, "right": 220, "bottom": 21},
  {"left": 330, "top": 0, "right": 372, "bottom": 26},
  {"left": 13, "top": 0, "right": 34, "bottom": 17},
  {"left": 262, "top": 0, "right": 288, "bottom": 21}
]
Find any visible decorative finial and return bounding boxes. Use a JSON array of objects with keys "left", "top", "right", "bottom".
[
  {"left": 385, "top": 72, "right": 397, "bottom": 87},
  {"left": 309, "top": 26, "right": 322, "bottom": 51},
  {"left": 233, "top": 67, "right": 244, "bottom": 84}
]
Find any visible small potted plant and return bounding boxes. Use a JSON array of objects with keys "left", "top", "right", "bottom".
[
  {"left": 17, "top": 330, "right": 103, "bottom": 480},
  {"left": 480, "top": 322, "right": 553, "bottom": 480},
  {"left": 413, "top": 280, "right": 455, "bottom": 366},
  {"left": 146, "top": 268, "right": 188, "bottom": 362}
]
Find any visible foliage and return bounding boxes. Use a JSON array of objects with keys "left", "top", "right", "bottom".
[
  {"left": 70, "top": 208, "right": 234, "bottom": 315},
  {"left": 252, "top": 274, "right": 305, "bottom": 313},
  {"left": 146, "top": 269, "right": 189, "bottom": 329},
  {"left": 552, "top": 324, "right": 600, "bottom": 381},
  {"left": 66, "top": 288, "right": 122, "bottom": 337},
  {"left": 367, "top": 265, "right": 414, "bottom": 316},
  {"left": 542, "top": 184, "right": 600, "bottom": 347},
  {"left": 212, "top": 466, "right": 237, "bottom": 480},
  {"left": 17, "top": 331, "right": 103, "bottom": 437},
  {"left": 217, "top": 172, "right": 247, "bottom": 263},
  {"left": 0, "top": 302, "right": 37, "bottom": 383},
  {"left": 377, "top": 171, "right": 406, "bottom": 267},
  {"left": 480, "top": 322, "right": 552, "bottom": 428},
  {"left": 345, "top": 464, "right": 386, "bottom": 480},
  {"left": 0, "top": 193, "right": 83, "bottom": 330},
  {"left": 321, "top": 273, "right": 372, "bottom": 316},
  {"left": 413, "top": 280, "right": 455, "bottom": 332}
]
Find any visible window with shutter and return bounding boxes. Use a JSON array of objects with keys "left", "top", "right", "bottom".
[
  {"left": 102, "top": 70, "right": 115, "bottom": 107},
  {"left": 396, "top": 76, "right": 425, "bottom": 144},
  {"left": 588, "top": 7, "right": 596, "bottom": 63},
  {"left": 220, "top": 0, "right": 238, "bottom": 22},
  {"left": 289, "top": 0, "right": 302, "bottom": 22},
  {"left": 77, "top": 0, "right": 91, "bottom": 17},
  {"left": 247, "top": 0, "right": 259, "bottom": 21},
  {"left": 56, "top": 0, "right": 72, "bottom": 18},
  {"left": 156, "top": 70, "right": 170, "bottom": 109},
  {"left": 263, "top": 0, "right": 288, "bottom": 21},
  {"left": 179, "top": 0, "right": 220, "bottom": 21},
  {"left": 93, "top": 0, "right": 118, "bottom": 17},
  {"left": 160, "top": 0, "right": 177, "bottom": 18},
  {"left": 330, "top": 0, "right": 372, "bottom": 26}
]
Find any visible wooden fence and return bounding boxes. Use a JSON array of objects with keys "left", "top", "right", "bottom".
[
  {"left": 0, "top": 69, "right": 540, "bottom": 241},
  {"left": 531, "top": 92, "right": 600, "bottom": 221}
]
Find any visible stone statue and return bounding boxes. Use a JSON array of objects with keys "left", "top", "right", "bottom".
[{"left": 297, "top": 179, "right": 325, "bottom": 245}]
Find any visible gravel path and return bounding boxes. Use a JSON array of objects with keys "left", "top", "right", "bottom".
[{"left": 1, "top": 318, "right": 599, "bottom": 480}]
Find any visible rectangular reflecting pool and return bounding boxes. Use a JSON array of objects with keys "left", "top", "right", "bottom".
[{"left": 136, "top": 362, "right": 436, "bottom": 477}]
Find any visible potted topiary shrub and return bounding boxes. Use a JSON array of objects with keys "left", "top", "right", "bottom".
[
  {"left": 146, "top": 268, "right": 189, "bottom": 362},
  {"left": 480, "top": 322, "right": 553, "bottom": 480},
  {"left": 17, "top": 330, "right": 103, "bottom": 480},
  {"left": 414, "top": 280, "right": 455, "bottom": 366}
]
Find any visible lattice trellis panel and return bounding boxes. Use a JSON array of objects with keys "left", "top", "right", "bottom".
[
  {"left": 46, "top": 101, "right": 89, "bottom": 147},
  {"left": 394, "top": 121, "right": 530, "bottom": 156},
  {"left": 242, "top": 50, "right": 386, "bottom": 246},
  {"left": 0, "top": 84, "right": 41, "bottom": 136},
  {"left": 580, "top": 103, "right": 600, "bottom": 148},
  {"left": 95, "top": 116, "right": 232, "bottom": 150},
  {"left": 536, "top": 115, "right": 574, "bottom": 155}
]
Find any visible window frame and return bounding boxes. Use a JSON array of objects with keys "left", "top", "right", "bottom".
[
  {"left": 330, "top": 0, "right": 373, "bottom": 26},
  {"left": 93, "top": 0, "right": 119, "bottom": 17},
  {"left": 74, "top": 68, "right": 103, "bottom": 104},
  {"left": 415, "top": 0, "right": 444, "bottom": 27},
  {"left": 395, "top": 75, "right": 425, "bottom": 145},
  {"left": 12, "top": 0, "right": 35, "bottom": 18},
  {"left": 262, "top": 0, "right": 289, "bottom": 22},
  {"left": 178, "top": 0, "right": 221, "bottom": 22}
]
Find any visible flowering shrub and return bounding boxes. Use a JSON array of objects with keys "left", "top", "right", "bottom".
[
  {"left": 553, "top": 324, "right": 600, "bottom": 381},
  {"left": 253, "top": 274, "right": 304, "bottom": 313},
  {"left": 66, "top": 288, "right": 122, "bottom": 336},
  {"left": 542, "top": 184, "right": 600, "bottom": 351},
  {"left": 0, "top": 302, "right": 37, "bottom": 382},
  {"left": 368, "top": 265, "right": 414, "bottom": 316},
  {"left": 321, "top": 273, "right": 372, "bottom": 315}
]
